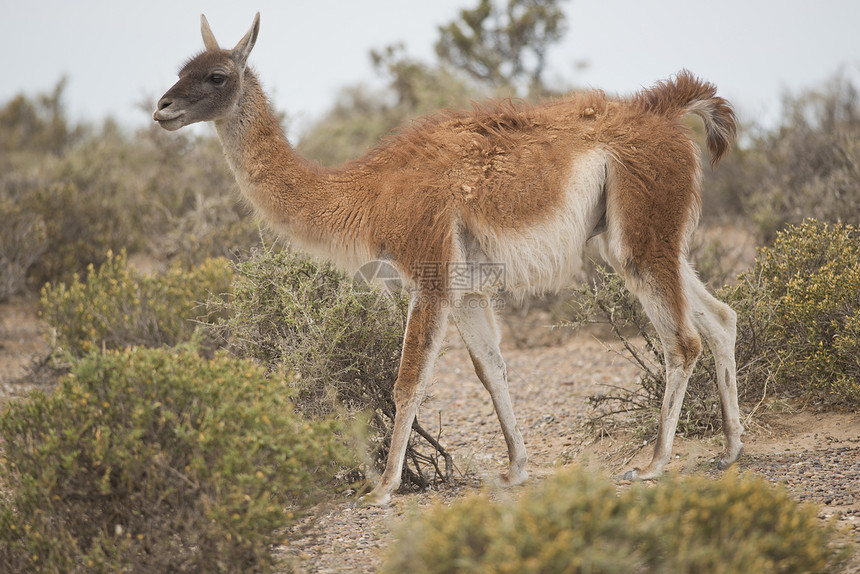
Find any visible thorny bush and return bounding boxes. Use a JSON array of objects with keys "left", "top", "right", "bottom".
[
  {"left": 0, "top": 347, "right": 347, "bottom": 573},
  {"left": 208, "top": 247, "right": 453, "bottom": 491}
]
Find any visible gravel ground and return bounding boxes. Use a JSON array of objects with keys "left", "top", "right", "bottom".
[{"left": 277, "top": 321, "right": 860, "bottom": 573}]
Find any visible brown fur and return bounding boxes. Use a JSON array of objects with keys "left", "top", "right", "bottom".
[{"left": 165, "top": 66, "right": 731, "bottom": 294}]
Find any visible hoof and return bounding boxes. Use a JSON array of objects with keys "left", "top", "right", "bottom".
[
  {"left": 358, "top": 489, "right": 391, "bottom": 507},
  {"left": 494, "top": 468, "right": 529, "bottom": 488},
  {"left": 622, "top": 467, "right": 662, "bottom": 481},
  {"left": 717, "top": 446, "right": 744, "bottom": 471}
]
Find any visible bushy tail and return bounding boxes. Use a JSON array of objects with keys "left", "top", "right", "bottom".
[{"left": 637, "top": 69, "right": 737, "bottom": 167}]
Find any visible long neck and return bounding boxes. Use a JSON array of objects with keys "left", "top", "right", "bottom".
[{"left": 214, "top": 70, "right": 372, "bottom": 268}]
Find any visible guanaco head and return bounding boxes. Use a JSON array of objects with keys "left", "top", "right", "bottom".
[{"left": 153, "top": 13, "right": 260, "bottom": 131}]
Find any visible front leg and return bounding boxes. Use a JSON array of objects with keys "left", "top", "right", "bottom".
[{"left": 361, "top": 292, "right": 449, "bottom": 506}]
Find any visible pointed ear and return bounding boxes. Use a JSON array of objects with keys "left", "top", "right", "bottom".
[
  {"left": 232, "top": 12, "right": 260, "bottom": 67},
  {"left": 200, "top": 14, "right": 220, "bottom": 51}
]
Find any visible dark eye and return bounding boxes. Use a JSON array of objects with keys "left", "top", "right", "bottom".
[{"left": 209, "top": 73, "right": 226, "bottom": 85}]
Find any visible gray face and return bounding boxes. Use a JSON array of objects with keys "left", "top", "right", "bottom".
[
  {"left": 153, "top": 12, "right": 259, "bottom": 131},
  {"left": 153, "top": 51, "right": 242, "bottom": 131}
]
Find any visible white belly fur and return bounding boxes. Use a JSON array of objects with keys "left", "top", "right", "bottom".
[{"left": 475, "top": 148, "right": 607, "bottom": 298}]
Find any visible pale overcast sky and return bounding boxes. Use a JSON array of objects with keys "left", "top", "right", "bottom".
[{"left": 2, "top": 0, "right": 858, "bottom": 136}]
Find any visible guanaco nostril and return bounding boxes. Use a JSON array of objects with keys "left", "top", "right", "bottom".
[{"left": 157, "top": 98, "right": 173, "bottom": 111}]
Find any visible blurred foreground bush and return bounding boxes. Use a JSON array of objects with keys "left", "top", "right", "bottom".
[
  {"left": 383, "top": 466, "right": 848, "bottom": 573},
  {"left": 40, "top": 250, "right": 232, "bottom": 357},
  {"left": 0, "top": 347, "right": 346, "bottom": 573},
  {"left": 209, "top": 248, "right": 452, "bottom": 490}
]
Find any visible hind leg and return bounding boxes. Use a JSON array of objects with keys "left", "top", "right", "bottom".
[
  {"left": 682, "top": 261, "right": 744, "bottom": 469},
  {"left": 623, "top": 283, "right": 702, "bottom": 480},
  {"left": 596, "top": 235, "right": 703, "bottom": 480}
]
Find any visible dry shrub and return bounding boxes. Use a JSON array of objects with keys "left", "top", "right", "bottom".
[
  {"left": 209, "top": 247, "right": 452, "bottom": 491},
  {"left": 704, "top": 73, "right": 860, "bottom": 239},
  {"left": 0, "top": 196, "right": 47, "bottom": 301},
  {"left": 0, "top": 347, "right": 347, "bottom": 573},
  {"left": 0, "top": 83, "right": 262, "bottom": 295},
  {"left": 0, "top": 78, "right": 82, "bottom": 159},
  {"left": 383, "top": 465, "right": 848, "bottom": 573},
  {"left": 40, "top": 250, "right": 232, "bottom": 357},
  {"left": 564, "top": 265, "right": 723, "bottom": 440}
]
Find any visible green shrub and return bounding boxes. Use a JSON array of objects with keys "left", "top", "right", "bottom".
[
  {"left": 0, "top": 346, "right": 346, "bottom": 573},
  {"left": 724, "top": 219, "right": 860, "bottom": 406},
  {"left": 383, "top": 466, "right": 848, "bottom": 573},
  {"left": 40, "top": 250, "right": 232, "bottom": 357},
  {"left": 210, "top": 247, "right": 451, "bottom": 490}
]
